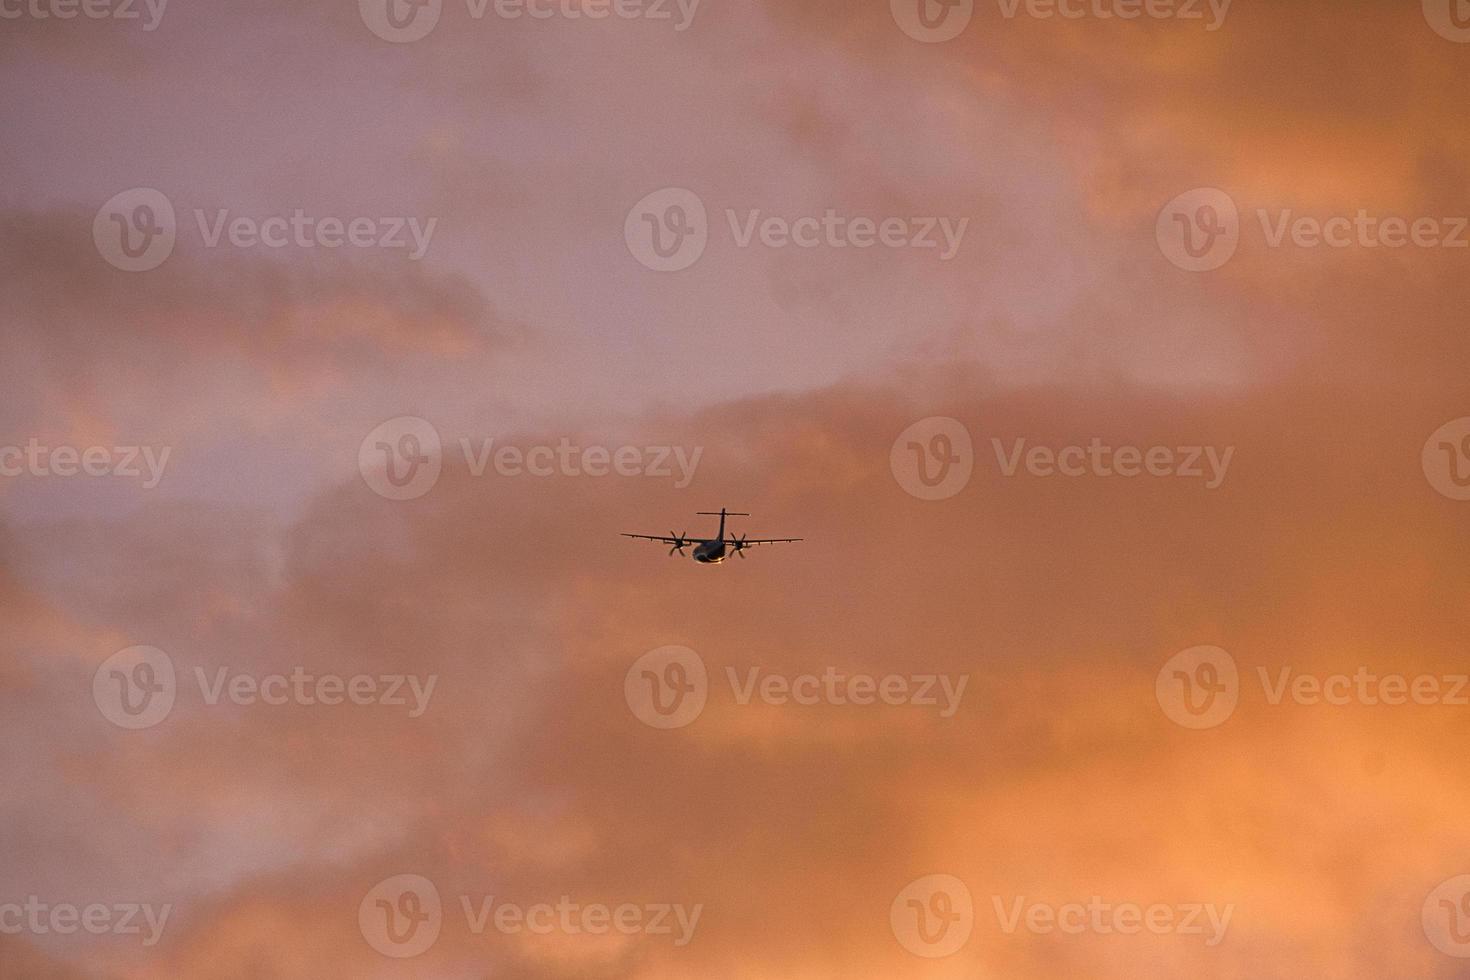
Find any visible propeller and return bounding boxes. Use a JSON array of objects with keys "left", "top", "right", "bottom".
[
  {"left": 732, "top": 533, "right": 748, "bottom": 558},
  {"left": 668, "top": 531, "right": 689, "bottom": 557}
]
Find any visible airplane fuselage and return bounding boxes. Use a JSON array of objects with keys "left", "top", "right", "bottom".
[{"left": 692, "top": 540, "right": 727, "bottom": 564}]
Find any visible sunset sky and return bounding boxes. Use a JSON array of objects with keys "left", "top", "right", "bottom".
[{"left": 4, "top": 1, "right": 1470, "bottom": 977}]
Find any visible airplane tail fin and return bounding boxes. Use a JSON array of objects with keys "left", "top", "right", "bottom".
[{"left": 697, "top": 509, "right": 749, "bottom": 538}]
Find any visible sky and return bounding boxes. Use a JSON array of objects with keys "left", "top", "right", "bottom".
[{"left": 3, "top": 0, "right": 1470, "bottom": 976}]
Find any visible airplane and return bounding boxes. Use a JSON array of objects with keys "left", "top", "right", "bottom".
[{"left": 622, "top": 509, "right": 803, "bottom": 564}]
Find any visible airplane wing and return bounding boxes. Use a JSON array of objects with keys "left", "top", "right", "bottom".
[
  {"left": 725, "top": 537, "right": 803, "bottom": 546},
  {"left": 621, "top": 533, "right": 712, "bottom": 544}
]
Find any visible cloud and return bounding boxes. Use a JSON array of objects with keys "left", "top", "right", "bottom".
[
  {"left": 3, "top": 359, "right": 1466, "bottom": 976},
  {"left": 5, "top": 2, "right": 1468, "bottom": 976}
]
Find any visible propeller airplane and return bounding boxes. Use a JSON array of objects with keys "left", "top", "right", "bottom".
[{"left": 622, "top": 509, "right": 803, "bottom": 564}]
